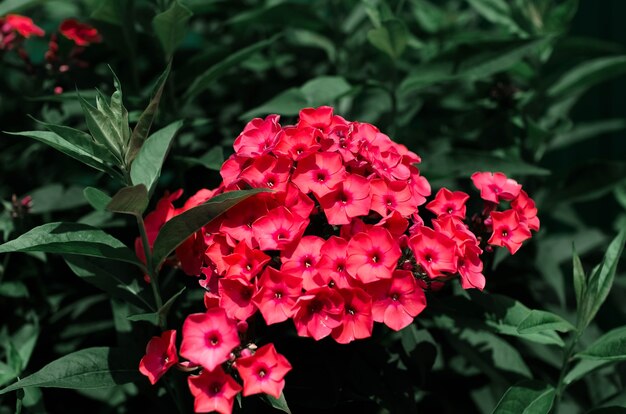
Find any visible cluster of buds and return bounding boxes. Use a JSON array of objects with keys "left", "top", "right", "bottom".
[{"left": 137, "top": 107, "right": 539, "bottom": 413}]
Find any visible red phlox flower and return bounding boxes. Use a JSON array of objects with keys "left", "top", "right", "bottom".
[
  {"left": 178, "top": 188, "right": 216, "bottom": 214},
  {"left": 319, "top": 174, "right": 371, "bottom": 225},
  {"left": 252, "top": 267, "right": 302, "bottom": 325},
  {"left": 187, "top": 366, "right": 242, "bottom": 414},
  {"left": 297, "top": 106, "right": 334, "bottom": 132},
  {"left": 291, "top": 151, "right": 346, "bottom": 198},
  {"left": 346, "top": 227, "right": 401, "bottom": 283},
  {"left": 135, "top": 189, "right": 183, "bottom": 264},
  {"left": 426, "top": 188, "right": 470, "bottom": 219},
  {"left": 220, "top": 195, "right": 269, "bottom": 247},
  {"left": 331, "top": 287, "right": 373, "bottom": 344},
  {"left": 240, "top": 154, "right": 292, "bottom": 192},
  {"left": 59, "top": 18, "right": 102, "bottom": 46},
  {"left": 281, "top": 182, "right": 315, "bottom": 219},
  {"left": 219, "top": 155, "right": 250, "bottom": 188},
  {"left": 273, "top": 126, "right": 320, "bottom": 160},
  {"left": 375, "top": 210, "right": 409, "bottom": 239},
  {"left": 5, "top": 14, "right": 44, "bottom": 38},
  {"left": 235, "top": 343, "right": 292, "bottom": 399},
  {"left": 253, "top": 206, "right": 308, "bottom": 251},
  {"left": 218, "top": 277, "right": 258, "bottom": 321},
  {"left": 176, "top": 230, "right": 207, "bottom": 276},
  {"left": 316, "top": 236, "right": 354, "bottom": 289},
  {"left": 204, "top": 234, "right": 235, "bottom": 275},
  {"left": 488, "top": 209, "right": 532, "bottom": 254},
  {"left": 339, "top": 217, "right": 370, "bottom": 239},
  {"left": 472, "top": 172, "right": 522, "bottom": 203},
  {"left": 139, "top": 330, "right": 178, "bottom": 385},
  {"left": 352, "top": 122, "right": 394, "bottom": 154},
  {"left": 324, "top": 123, "right": 358, "bottom": 162},
  {"left": 432, "top": 215, "right": 477, "bottom": 249},
  {"left": 223, "top": 241, "right": 270, "bottom": 281},
  {"left": 370, "top": 148, "right": 410, "bottom": 181},
  {"left": 407, "top": 166, "right": 431, "bottom": 207},
  {"left": 370, "top": 179, "right": 415, "bottom": 217},
  {"left": 281, "top": 236, "right": 325, "bottom": 290},
  {"left": 234, "top": 114, "right": 282, "bottom": 157},
  {"left": 369, "top": 270, "right": 427, "bottom": 331},
  {"left": 457, "top": 242, "right": 485, "bottom": 290},
  {"left": 292, "top": 286, "right": 344, "bottom": 340},
  {"left": 409, "top": 226, "right": 458, "bottom": 278},
  {"left": 511, "top": 189, "right": 540, "bottom": 231},
  {"left": 180, "top": 308, "right": 240, "bottom": 371}
]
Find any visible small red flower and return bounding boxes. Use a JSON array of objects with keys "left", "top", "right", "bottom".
[
  {"left": 5, "top": 15, "right": 44, "bottom": 38},
  {"left": 292, "top": 287, "right": 344, "bottom": 340},
  {"left": 235, "top": 343, "right": 292, "bottom": 399},
  {"left": 252, "top": 267, "right": 302, "bottom": 325},
  {"left": 331, "top": 287, "right": 373, "bottom": 344},
  {"left": 426, "top": 188, "right": 470, "bottom": 219},
  {"left": 139, "top": 330, "right": 178, "bottom": 385},
  {"left": 59, "top": 19, "right": 102, "bottom": 46},
  {"left": 218, "top": 277, "right": 257, "bottom": 321},
  {"left": 369, "top": 270, "right": 426, "bottom": 331},
  {"left": 409, "top": 226, "right": 458, "bottom": 278},
  {"left": 188, "top": 366, "right": 242, "bottom": 414},
  {"left": 472, "top": 172, "right": 522, "bottom": 203},
  {"left": 488, "top": 209, "right": 532, "bottom": 254},
  {"left": 180, "top": 308, "right": 240, "bottom": 371},
  {"left": 346, "top": 227, "right": 401, "bottom": 283},
  {"left": 253, "top": 206, "right": 308, "bottom": 251}
]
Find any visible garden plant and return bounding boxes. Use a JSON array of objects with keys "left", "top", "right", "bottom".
[{"left": 0, "top": 0, "right": 625, "bottom": 413}]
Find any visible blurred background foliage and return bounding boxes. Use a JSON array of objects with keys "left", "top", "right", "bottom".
[{"left": 0, "top": 0, "right": 625, "bottom": 413}]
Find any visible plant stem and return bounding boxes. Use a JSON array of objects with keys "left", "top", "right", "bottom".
[
  {"left": 553, "top": 330, "right": 582, "bottom": 412},
  {"left": 136, "top": 215, "right": 164, "bottom": 315}
]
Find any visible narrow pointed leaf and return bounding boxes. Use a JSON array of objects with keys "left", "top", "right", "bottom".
[
  {"left": 127, "top": 62, "right": 171, "bottom": 163},
  {"left": 492, "top": 380, "right": 555, "bottom": 414},
  {"left": 130, "top": 121, "right": 183, "bottom": 195},
  {"left": 64, "top": 255, "right": 153, "bottom": 311},
  {"left": 517, "top": 310, "right": 575, "bottom": 334},
  {"left": 548, "top": 55, "right": 626, "bottom": 99},
  {"left": 152, "top": 0, "right": 193, "bottom": 58},
  {"left": 572, "top": 245, "right": 586, "bottom": 311},
  {"left": 79, "top": 96, "right": 125, "bottom": 162},
  {"left": 127, "top": 286, "right": 185, "bottom": 324},
  {"left": 83, "top": 187, "right": 112, "bottom": 212},
  {"left": 151, "top": 189, "right": 268, "bottom": 269},
  {"left": 0, "top": 222, "right": 143, "bottom": 268},
  {"left": 576, "top": 326, "right": 626, "bottom": 361},
  {"left": 185, "top": 35, "right": 280, "bottom": 101},
  {"left": 367, "top": 18, "right": 408, "bottom": 60},
  {"left": 0, "top": 347, "right": 140, "bottom": 394},
  {"left": 106, "top": 185, "right": 149, "bottom": 216},
  {"left": 264, "top": 393, "right": 291, "bottom": 414},
  {"left": 564, "top": 359, "right": 611, "bottom": 385}
]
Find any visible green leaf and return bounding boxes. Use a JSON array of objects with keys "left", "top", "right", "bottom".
[
  {"left": 517, "top": 310, "right": 575, "bottom": 334},
  {"left": 106, "top": 185, "right": 149, "bottom": 216},
  {"left": 367, "top": 18, "right": 408, "bottom": 60},
  {"left": 300, "top": 76, "right": 352, "bottom": 107},
  {"left": 127, "top": 286, "right": 185, "bottom": 325},
  {"left": 151, "top": 189, "right": 268, "bottom": 270},
  {"left": 0, "top": 347, "right": 140, "bottom": 394},
  {"left": 547, "top": 119, "right": 626, "bottom": 153},
  {"left": 28, "top": 184, "right": 88, "bottom": 214},
  {"left": 263, "top": 393, "right": 291, "bottom": 414},
  {"left": 5, "top": 131, "right": 109, "bottom": 174},
  {"left": 0, "top": 222, "right": 143, "bottom": 268},
  {"left": 492, "top": 380, "right": 555, "bottom": 414},
  {"left": 400, "top": 38, "right": 547, "bottom": 94},
  {"left": 152, "top": 1, "right": 192, "bottom": 58},
  {"left": 127, "top": 62, "right": 171, "bottom": 163},
  {"left": 548, "top": 55, "right": 626, "bottom": 99},
  {"left": 0, "top": 0, "right": 42, "bottom": 15},
  {"left": 240, "top": 88, "right": 308, "bottom": 120},
  {"left": 548, "top": 161, "right": 626, "bottom": 205},
  {"left": 576, "top": 326, "right": 626, "bottom": 361},
  {"left": 11, "top": 322, "right": 39, "bottom": 372},
  {"left": 83, "top": 187, "right": 112, "bottom": 212},
  {"left": 467, "top": 0, "right": 524, "bottom": 35},
  {"left": 564, "top": 359, "right": 611, "bottom": 386},
  {"left": 79, "top": 95, "right": 125, "bottom": 163},
  {"left": 185, "top": 35, "right": 280, "bottom": 101},
  {"left": 572, "top": 245, "right": 586, "bottom": 312},
  {"left": 64, "top": 255, "right": 151, "bottom": 311},
  {"left": 130, "top": 121, "right": 182, "bottom": 195},
  {"left": 287, "top": 28, "right": 336, "bottom": 62},
  {"left": 0, "top": 282, "right": 28, "bottom": 298},
  {"left": 580, "top": 229, "right": 626, "bottom": 329}
]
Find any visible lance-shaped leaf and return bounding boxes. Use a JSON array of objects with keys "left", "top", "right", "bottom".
[
  {"left": 576, "top": 326, "right": 626, "bottom": 362},
  {"left": 151, "top": 189, "right": 268, "bottom": 270},
  {"left": 0, "top": 347, "right": 140, "bottom": 394},
  {"left": 185, "top": 35, "right": 280, "bottom": 101},
  {"left": 83, "top": 187, "right": 112, "bottom": 212},
  {"left": 516, "top": 310, "right": 575, "bottom": 334},
  {"left": 0, "top": 222, "right": 143, "bottom": 268},
  {"left": 579, "top": 229, "right": 626, "bottom": 329},
  {"left": 564, "top": 359, "right": 611, "bottom": 386},
  {"left": 492, "top": 380, "right": 555, "bottom": 414},
  {"left": 130, "top": 121, "right": 183, "bottom": 196},
  {"left": 367, "top": 18, "right": 408, "bottom": 60},
  {"left": 152, "top": 1, "right": 192, "bottom": 58},
  {"left": 64, "top": 255, "right": 153, "bottom": 311},
  {"left": 263, "top": 393, "right": 291, "bottom": 414},
  {"left": 548, "top": 55, "right": 626, "bottom": 100},
  {"left": 5, "top": 131, "right": 111, "bottom": 175},
  {"left": 127, "top": 286, "right": 185, "bottom": 325},
  {"left": 127, "top": 62, "right": 171, "bottom": 163},
  {"left": 572, "top": 245, "right": 586, "bottom": 312},
  {"left": 79, "top": 95, "right": 125, "bottom": 163},
  {"left": 106, "top": 185, "right": 149, "bottom": 216}
]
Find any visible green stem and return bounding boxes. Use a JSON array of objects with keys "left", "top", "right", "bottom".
[
  {"left": 0, "top": 252, "right": 10, "bottom": 284},
  {"left": 136, "top": 215, "right": 163, "bottom": 314},
  {"left": 553, "top": 330, "right": 582, "bottom": 412}
]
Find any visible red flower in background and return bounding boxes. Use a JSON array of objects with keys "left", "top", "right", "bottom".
[
  {"left": 59, "top": 18, "right": 101, "bottom": 46},
  {"left": 4, "top": 14, "right": 44, "bottom": 38}
]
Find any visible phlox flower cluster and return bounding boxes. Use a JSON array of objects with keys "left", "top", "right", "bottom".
[{"left": 138, "top": 107, "right": 539, "bottom": 413}]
